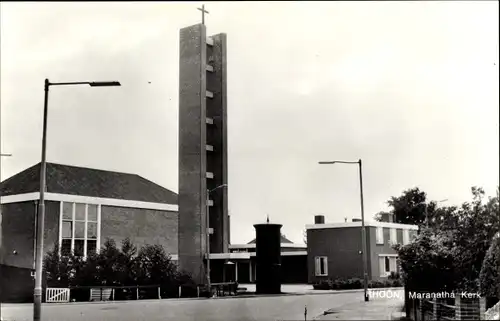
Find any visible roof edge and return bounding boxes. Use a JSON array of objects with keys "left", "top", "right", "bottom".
[
  {"left": 306, "top": 221, "right": 419, "bottom": 230},
  {"left": 0, "top": 192, "right": 178, "bottom": 212}
]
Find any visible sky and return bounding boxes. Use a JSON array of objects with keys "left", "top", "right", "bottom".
[{"left": 1, "top": 1, "right": 498, "bottom": 245}]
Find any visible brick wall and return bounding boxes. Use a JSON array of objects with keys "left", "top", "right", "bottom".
[
  {"left": 0, "top": 201, "right": 59, "bottom": 303},
  {"left": 307, "top": 227, "right": 363, "bottom": 283},
  {"left": 101, "top": 205, "right": 178, "bottom": 255},
  {"left": 206, "top": 33, "right": 229, "bottom": 254},
  {"left": 367, "top": 226, "right": 400, "bottom": 281},
  {"left": 410, "top": 295, "right": 487, "bottom": 320},
  {"left": 0, "top": 201, "right": 59, "bottom": 269},
  {"left": 178, "top": 23, "right": 208, "bottom": 285}
]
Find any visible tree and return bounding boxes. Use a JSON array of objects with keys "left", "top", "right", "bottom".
[
  {"left": 451, "top": 187, "right": 499, "bottom": 291},
  {"left": 394, "top": 230, "right": 457, "bottom": 292},
  {"left": 96, "top": 238, "right": 122, "bottom": 286},
  {"left": 134, "top": 244, "right": 177, "bottom": 286},
  {"left": 43, "top": 243, "right": 72, "bottom": 287},
  {"left": 374, "top": 188, "right": 429, "bottom": 226},
  {"left": 71, "top": 251, "right": 100, "bottom": 287},
  {"left": 479, "top": 234, "right": 500, "bottom": 298},
  {"left": 388, "top": 187, "right": 427, "bottom": 225},
  {"left": 395, "top": 186, "right": 500, "bottom": 293},
  {"left": 118, "top": 238, "right": 138, "bottom": 285}
]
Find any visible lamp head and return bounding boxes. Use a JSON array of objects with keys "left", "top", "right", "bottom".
[{"left": 89, "top": 81, "right": 121, "bottom": 87}]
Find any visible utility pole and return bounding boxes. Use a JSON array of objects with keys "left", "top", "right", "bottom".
[
  {"left": 318, "top": 159, "right": 369, "bottom": 302},
  {"left": 205, "top": 184, "right": 227, "bottom": 297},
  {"left": 206, "top": 189, "right": 212, "bottom": 295},
  {"left": 33, "top": 79, "right": 120, "bottom": 321}
]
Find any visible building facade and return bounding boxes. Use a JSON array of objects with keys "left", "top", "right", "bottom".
[
  {"left": 178, "top": 22, "right": 229, "bottom": 285},
  {"left": 306, "top": 218, "right": 418, "bottom": 284},
  {"left": 0, "top": 162, "right": 178, "bottom": 302},
  {"left": 228, "top": 234, "right": 308, "bottom": 284}
]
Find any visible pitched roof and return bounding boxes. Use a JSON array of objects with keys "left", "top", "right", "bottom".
[
  {"left": 247, "top": 234, "right": 294, "bottom": 244},
  {"left": 0, "top": 162, "right": 177, "bottom": 204}
]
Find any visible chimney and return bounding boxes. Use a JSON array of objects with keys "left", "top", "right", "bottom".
[
  {"left": 314, "top": 215, "right": 325, "bottom": 224},
  {"left": 380, "top": 213, "right": 394, "bottom": 223},
  {"left": 352, "top": 218, "right": 362, "bottom": 222}
]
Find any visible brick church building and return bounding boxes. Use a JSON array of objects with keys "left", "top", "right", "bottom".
[{"left": 0, "top": 162, "right": 178, "bottom": 302}]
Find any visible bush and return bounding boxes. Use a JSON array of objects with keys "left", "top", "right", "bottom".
[
  {"left": 394, "top": 230, "right": 456, "bottom": 293},
  {"left": 134, "top": 244, "right": 177, "bottom": 287},
  {"left": 312, "top": 280, "right": 331, "bottom": 290},
  {"left": 313, "top": 277, "right": 402, "bottom": 290},
  {"left": 43, "top": 243, "right": 72, "bottom": 287},
  {"left": 42, "top": 238, "right": 194, "bottom": 299}
]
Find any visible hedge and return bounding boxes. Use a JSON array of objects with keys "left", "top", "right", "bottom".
[{"left": 313, "top": 277, "right": 403, "bottom": 290}]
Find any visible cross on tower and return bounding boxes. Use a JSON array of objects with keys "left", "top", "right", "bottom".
[{"left": 197, "top": 4, "right": 209, "bottom": 25}]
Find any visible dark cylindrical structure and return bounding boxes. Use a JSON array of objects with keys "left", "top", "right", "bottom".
[
  {"left": 314, "top": 215, "right": 325, "bottom": 224},
  {"left": 253, "top": 223, "right": 282, "bottom": 294}
]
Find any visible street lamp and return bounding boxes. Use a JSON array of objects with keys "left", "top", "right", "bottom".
[
  {"left": 34, "top": 79, "right": 120, "bottom": 321},
  {"left": 318, "top": 159, "right": 369, "bottom": 302},
  {"left": 206, "top": 183, "right": 227, "bottom": 295}
]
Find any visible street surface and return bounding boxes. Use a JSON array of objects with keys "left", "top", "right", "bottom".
[
  {"left": 1, "top": 290, "right": 404, "bottom": 321},
  {"left": 315, "top": 290, "right": 404, "bottom": 320}
]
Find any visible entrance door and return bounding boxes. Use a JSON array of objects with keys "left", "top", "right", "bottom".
[
  {"left": 224, "top": 262, "right": 236, "bottom": 282},
  {"left": 237, "top": 262, "right": 250, "bottom": 283}
]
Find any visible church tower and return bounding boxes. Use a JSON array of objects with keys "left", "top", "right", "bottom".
[{"left": 177, "top": 6, "right": 229, "bottom": 285}]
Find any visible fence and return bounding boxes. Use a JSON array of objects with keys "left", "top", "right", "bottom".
[
  {"left": 71, "top": 285, "right": 169, "bottom": 302},
  {"left": 44, "top": 282, "right": 240, "bottom": 303},
  {"left": 45, "top": 288, "right": 70, "bottom": 303},
  {"left": 89, "top": 288, "right": 113, "bottom": 301},
  {"left": 407, "top": 294, "right": 495, "bottom": 320}
]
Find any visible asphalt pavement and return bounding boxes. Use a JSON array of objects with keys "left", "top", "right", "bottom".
[{"left": 1, "top": 289, "right": 404, "bottom": 321}]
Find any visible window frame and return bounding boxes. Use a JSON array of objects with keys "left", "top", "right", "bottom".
[
  {"left": 59, "top": 201, "right": 101, "bottom": 258},
  {"left": 315, "top": 256, "right": 328, "bottom": 277},
  {"left": 376, "top": 227, "right": 384, "bottom": 245},
  {"left": 403, "top": 229, "right": 410, "bottom": 245},
  {"left": 379, "top": 254, "right": 398, "bottom": 277},
  {"left": 389, "top": 228, "right": 397, "bottom": 245}
]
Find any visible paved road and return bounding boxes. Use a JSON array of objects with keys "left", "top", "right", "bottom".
[
  {"left": 1, "top": 291, "right": 375, "bottom": 321},
  {"left": 315, "top": 290, "right": 404, "bottom": 320}
]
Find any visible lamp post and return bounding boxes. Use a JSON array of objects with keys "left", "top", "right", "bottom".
[
  {"left": 34, "top": 79, "right": 121, "bottom": 321},
  {"left": 206, "top": 183, "right": 227, "bottom": 294},
  {"left": 318, "top": 159, "right": 369, "bottom": 302}
]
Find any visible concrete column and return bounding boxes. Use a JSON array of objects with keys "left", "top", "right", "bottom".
[
  {"left": 480, "top": 298, "right": 486, "bottom": 319},
  {"left": 235, "top": 262, "right": 239, "bottom": 282},
  {"left": 455, "top": 295, "right": 462, "bottom": 320}
]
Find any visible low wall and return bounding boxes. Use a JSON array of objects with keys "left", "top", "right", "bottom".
[{"left": 0, "top": 264, "right": 34, "bottom": 303}]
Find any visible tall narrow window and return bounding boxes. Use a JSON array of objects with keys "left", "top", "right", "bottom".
[
  {"left": 315, "top": 256, "right": 328, "bottom": 276},
  {"left": 60, "top": 202, "right": 100, "bottom": 257},
  {"left": 403, "top": 229, "right": 410, "bottom": 245},
  {"left": 87, "top": 204, "right": 98, "bottom": 255},
  {"left": 61, "top": 202, "right": 73, "bottom": 256},
  {"left": 389, "top": 228, "right": 397, "bottom": 244},
  {"left": 376, "top": 227, "right": 384, "bottom": 245}
]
